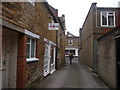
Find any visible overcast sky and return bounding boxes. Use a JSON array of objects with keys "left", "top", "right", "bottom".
[{"left": 47, "top": 0, "right": 120, "bottom": 36}]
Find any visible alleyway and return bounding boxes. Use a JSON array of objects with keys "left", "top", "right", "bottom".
[{"left": 36, "top": 58, "right": 108, "bottom": 88}]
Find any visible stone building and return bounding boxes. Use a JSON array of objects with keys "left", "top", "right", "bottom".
[
  {"left": 97, "top": 26, "right": 120, "bottom": 88},
  {"left": 0, "top": 1, "right": 66, "bottom": 89},
  {"left": 79, "top": 3, "right": 120, "bottom": 70},
  {"left": 65, "top": 32, "right": 79, "bottom": 57}
]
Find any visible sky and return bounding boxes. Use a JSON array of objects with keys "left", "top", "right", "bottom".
[{"left": 47, "top": 0, "right": 120, "bottom": 36}]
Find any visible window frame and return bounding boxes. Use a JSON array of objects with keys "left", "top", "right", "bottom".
[
  {"left": 101, "top": 11, "right": 115, "bottom": 27},
  {"left": 26, "top": 37, "right": 38, "bottom": 62},
  {"left": 68, "top": 39, "right": 73, "bottom": 45},
  {"left": 65, "top": 49, "right": 76, "bottom": 56}
]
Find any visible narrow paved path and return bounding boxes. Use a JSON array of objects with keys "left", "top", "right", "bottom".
[{"left": 36, "top": 58, "right": 108, "bottom": 88}]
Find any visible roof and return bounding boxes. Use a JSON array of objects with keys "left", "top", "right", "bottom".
[
  {"left": 66, "top": 31, "right": 79, "bottom": 38},
  {"left": 81, "top": 3, "right": 120, "bottom": 29},
  {"left": 43, "top": 2, "right": 58, "bottom": 23}
]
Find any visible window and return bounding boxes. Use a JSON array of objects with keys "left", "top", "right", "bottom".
[
  {"left": 65, "top": 50, "right": 75, "bottom": 55},
  {"left": 101, "top": 12, "right": 115, "bottom": 27},
  {"left": 70, "top": 50, "right": 75, "bottom": 55},
  {"left": 68, "top": 39, "right": 73, "bottom": 45},
  {"left": 28, "top": 0, "right": 35, "bottom": 6},
  {"left": 27, "top": 37, "right": 38, "bottom": 62},
  {"left": 65, "top": 50, "right": 69, "bottom": 55}
]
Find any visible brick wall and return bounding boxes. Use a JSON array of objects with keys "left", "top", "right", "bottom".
[
  {"left": 79, "top": 3, "right": 95, "bottom": 68},
  {"left": 2, "top": 2, "right": 57, "bottom": 87},
  {"left": 79, "top": 3, "right": 120, "bottom": 68},
  {"left": 60, "top": 32, "right": 66, "bottom": 65},
  {"left": 58, "top": 28, "right": 66, "bottom": 67},
  {"left": 17, "top": 34, "right": 27, "bottom": 88}
]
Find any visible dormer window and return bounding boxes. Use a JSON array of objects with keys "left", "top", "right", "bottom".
[
  {"left": 68, "top": 39, "right": 73, "bottom": 45},
  {"left": 101, "top": 12, "right": 115, "bottom": 27}
]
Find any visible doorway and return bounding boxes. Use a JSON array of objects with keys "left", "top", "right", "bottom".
[
  {"left": 2, "top": 29, "right": 18, "bottom": 88},
  {"left": 116, "top": 37, "right": 120, "bottom": 89},
  {"left": 44, "top": 42, "right": 56, "bottom": 76},
  {"left": 44, "top": 43, "right": 50, "bottom": 76},
  {"left": 50, "top": 45, "right": 56, "bottom": 74}
]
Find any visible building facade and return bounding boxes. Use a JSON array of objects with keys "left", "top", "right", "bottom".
[
  {"left": 57, "top": 15, "right": 66, "bottom": 68},
  {"left": 0, "top": 1, "right": 66, "bottom": 89},
  {"left": 97, "top": 27, "right": 120, "bottom": 88},
  {"left": 79, "top": 3, "right": 120, "bottom": 70},
  {"left": 65, "top": 32, "right": 79, "bottom": 57}
]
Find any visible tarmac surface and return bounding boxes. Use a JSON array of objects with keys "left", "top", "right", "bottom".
[{"left": 36, "top": 57, "right": 108, "bottom": 88}]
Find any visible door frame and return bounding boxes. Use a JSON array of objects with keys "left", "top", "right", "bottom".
[
  {"left": 50, "top": 45, "right": 56, "bottom": 74},
  {"left": 44, "top": 38, "right": 56, "bottom": 76}
]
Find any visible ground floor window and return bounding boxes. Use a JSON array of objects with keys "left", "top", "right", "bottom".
[
  {"left": 27, "top": 37, "right": 38, "bottom": 62},
  {"left": 65, "top": 49, "right": 75, "bottom": 55}
]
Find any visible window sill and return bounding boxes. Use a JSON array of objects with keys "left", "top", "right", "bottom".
[
  {"left": 101, "top": 26, "right": 115, "bottom": 28},
  {"left": 26, "top": 58, "right": 39, "bottom": 62}
]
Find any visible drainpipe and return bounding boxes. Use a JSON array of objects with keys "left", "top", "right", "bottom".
[{"left": 55, "top": 29, "right": 58, "bottom": 69}]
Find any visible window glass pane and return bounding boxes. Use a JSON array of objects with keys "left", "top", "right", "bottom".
[
  {"left": 27, "top": 38, "right": 30, "bottom": 44},
  {"left": 65, "top": 50, "right": 69, "bottom": 55},
  {"left": 31, "top": 39, "right": 35, "bottom": 58},
  {"left": 27, "top": 44, "right": 30, "bottom": 58},
  {"left": 68, "top": 40, "right": 73, "bottom": 45},
  {"left": 70, "top": 50, "right": 75, "bottom": 55},
  {"left": 108, "top": 16, "right": 114, "bottom": 26},
  {"left": 102, "top": 12, "right": 107, "bottom": 25},
  {"left": 50, "top": 46, "right": 54, "bottom": 64},
  {"left": 69, "top": 40, "right": 72, "bottom": 44},
  {"left": 108, "top": 12, "right": 113, "bottom": 15},
  {"left": 27, "top": 38, "right": 30, "bottom": 58}
]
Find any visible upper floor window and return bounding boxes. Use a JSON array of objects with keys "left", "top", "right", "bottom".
[
  {"left": 101, "top": 12, "right": 115, "bottom": 27},
  {"left": 28, "top": 0, "right": 35, "bottom": 6},
  {"left": 68, "top": 39, "right": 73, "bottom": 45}
]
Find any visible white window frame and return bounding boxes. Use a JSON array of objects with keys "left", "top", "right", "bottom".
[
  {"left": 27, "top": 37, "right": 39, "bottom": 62},
  {"left": 68, "top": 39, "right": 73, "bottom": 45},
  {"left": 28, "top": 0, "right": 35, "bottom": 6},
  {"left": 101, "top": 11, "right": 115, "bottom": 27}
]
